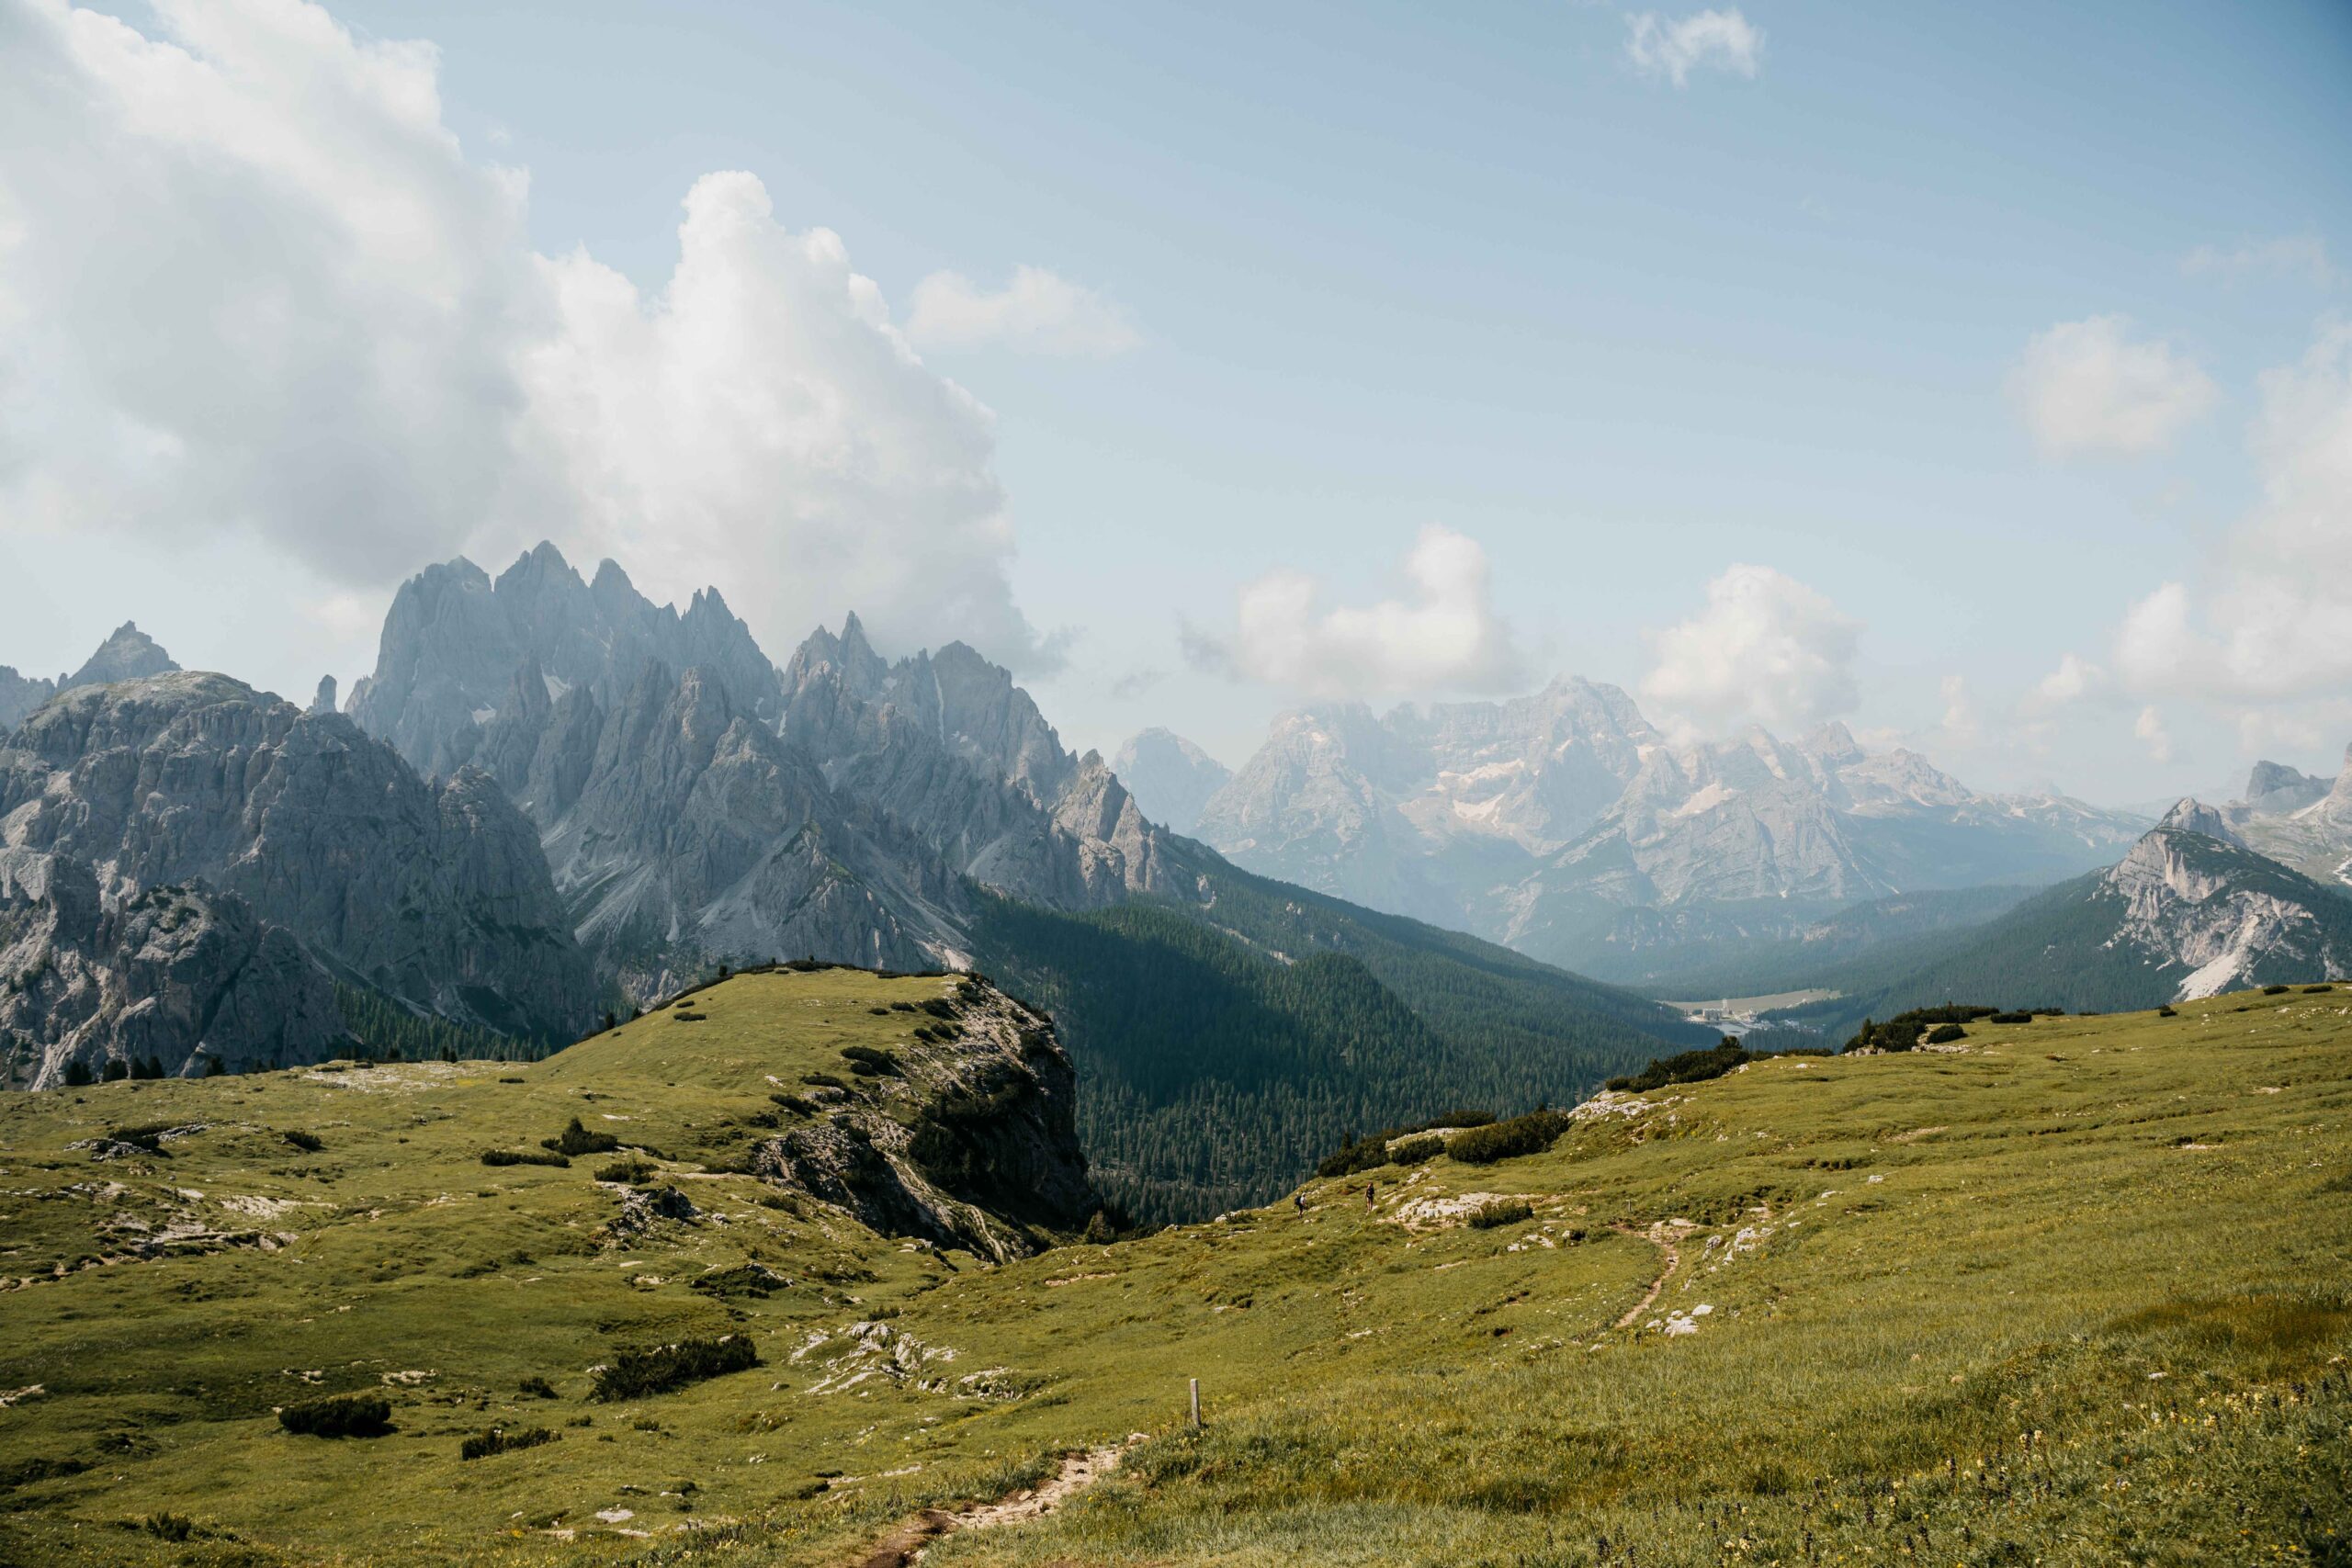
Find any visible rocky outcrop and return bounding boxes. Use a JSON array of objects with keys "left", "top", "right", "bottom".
[
  {"left": 1108, "top": 728, "right": 1232, "bottom": 837},
  {"left": 0, "top": 673, "right": 595, "bottom": 1040},
  {"left": 750, "top": 978, "right": 1097, "bottom": 1259},
  {"left": 347, "top": 541, "right": 779, "bottom": 778},
  {"left": 308, "top": 675, "right": 338, "bottom": 717},
  {"left": 0, "top": 849, "right": 350, "bottom": 1088}
]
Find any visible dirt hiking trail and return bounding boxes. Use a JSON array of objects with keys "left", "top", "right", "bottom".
[{"left": 853, "top": 1444, "right": 1124, "bottom": 1568}]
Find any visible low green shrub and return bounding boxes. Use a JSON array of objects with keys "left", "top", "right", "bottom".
[
  {"left": 1608, "top": 1038, "right": 1749, "bottom": 1092},
  {"left": 1844, "top": 1005, "right": 2001, "bottom": 1054},
  {"left": 1988, "top": 1010, "right": 2034, "bottom": 1024},
  {"left": 591, "top": 1335, "right": 760, "bottom": 1401},
  {"left": 2262, "top": 984, "right": 2290, "bottom": 995},
  {"left": 593, "top": 1157, "right": 655, "bottom": 1183},
  {"left": 278, "top": 1393, "right": 390, "bottom": 1438},
  {"left": 542, "top": 1118, "right": 619, "bottom": 1156},
  {"left": 481, "top": 1148, "right": 570, "bottom": 1168},
  {"left": 840, "top": 1044, "right": 902, "bottom": 1077},
  {"left": 1388, "top": 1134, "right": 1445, "bottom": 1166},
  {"left": 281, "top": 1129, "right": 323, "bottom": 1153},
  {"left": 1923, "top": 1023, "right": 1966, "bottom": 1044},
  {"left": 459, "top": 1426, "right": 557, "bottom": 1461},
  {"left": 1467, "top": 1197, "right": 1533, "bottom": 1230},
  {"left": 1448, "top": 1111, "right": 1568, "bottom": 1167},
  {"left": 518, "top": 1376, "right": 560, "bottom": 1399}
]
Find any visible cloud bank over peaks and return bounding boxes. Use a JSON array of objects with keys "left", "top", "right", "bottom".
[
  {"left": 2007, "top": 315, "right": 2217, "bottom": 457},
  {"left": 1186, "top": 525, "right": 1529, "bottom": 700},
  {"left": 0, "top": 0, "right": 1062, "bottom": 674},
  {"left": 1640, "top": 563, "right": 1860, "bottom": 737},
  {"left": 1624, "top": 9, "right": 1764, "bottom": 87}
]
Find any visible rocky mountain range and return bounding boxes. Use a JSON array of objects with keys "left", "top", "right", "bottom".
[
  {"left": 1145, "top": 685, "right": 2148, "bottom": 988},
  {"left": 0, "top": 671, "right": 596, "bottom": 1083},
  {"left": 2213, "top": 744, "right": 2352, "bottom": 886}
]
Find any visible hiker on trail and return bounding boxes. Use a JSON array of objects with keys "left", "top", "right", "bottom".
[
  {"left": 1365, "top": 1180, "right": 1375, "bottom": 1210},
  {"left": 1295, "top": 1192, "right": 1306, "bottom": 1217}
]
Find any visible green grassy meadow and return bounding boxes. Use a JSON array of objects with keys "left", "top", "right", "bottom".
[{"left": 1, "top": 970, "right": 2346, "bottom": 1565}]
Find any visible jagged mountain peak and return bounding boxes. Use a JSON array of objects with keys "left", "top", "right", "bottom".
[{"left": 2157, "top": 796, "right": 2247, "bottom": 847}]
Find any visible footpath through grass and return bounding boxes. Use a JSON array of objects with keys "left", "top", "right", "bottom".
[{"left": 0, "top": 977, "right": 2346, "bottom": 1565}]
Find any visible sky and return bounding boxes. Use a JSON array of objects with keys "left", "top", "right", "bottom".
[{"left": 3, "top": 0, "right": 2350, "bottom": 806}]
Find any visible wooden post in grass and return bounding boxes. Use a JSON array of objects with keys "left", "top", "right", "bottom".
[{"left": 1189, "top": 1377, "right": 1201, "bottom": 1429}]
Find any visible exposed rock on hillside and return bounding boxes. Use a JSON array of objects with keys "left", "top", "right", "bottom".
[
  {"left": 0, "top": 673, "right": 594, "bottom": 1039},
  {"left": 753, "top": 980, "right": 1096, "bottom": 1260},
  {"left": 0, "top": 849, "right": 349, "bottom": 1087},
  {"left": 1110, "top": 728, "right": 1231, "bottom": 836}
]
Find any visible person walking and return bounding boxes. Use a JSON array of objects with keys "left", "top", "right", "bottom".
[
  {"left": 1295, "top": 1191, "right": 1306, "bottom": 1217},
  {"left": 1364, "top": 1179, "right": 1376, "bottom": 1211}
]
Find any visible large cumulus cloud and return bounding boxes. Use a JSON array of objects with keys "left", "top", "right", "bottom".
[{"left": 0, "top": 0, "right": 1055, "bottom": 671}]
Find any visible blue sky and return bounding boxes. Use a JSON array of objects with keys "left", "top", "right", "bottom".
[{"left": 4, "top": 0, "right": 2350, "bottom": 801}]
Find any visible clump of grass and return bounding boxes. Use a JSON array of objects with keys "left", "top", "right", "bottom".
[
  {"left": 141, "top": 1512, "right": 195, "bottom": 1542},
  {"left": 459, "top": 1426, "right": 557, "bottom": 1461},
  {"left": 277, "top": 1393, "right": 390, "bottom": 1438},
  {"left": 481, "top": 1147, "right": 570, "bottom": 1168},
  {"left": 543, "top": 1117, "right": 619, "bottom": 1156},
  {"left": 281, "top": 1129, "right": 324, "bottom": 1153},
  {"left": 1466, "top": 1197, "right": 1533, "bottom": 1230},
  {"left": 517, "top": 1376, "right": 560, "bottom": 1399},
  {"left": 593, "top": 1156, "right": 655, "bottom": 1183},
  {"left": 591, "top": 1335, "right": 760, "bottom": 1401}
]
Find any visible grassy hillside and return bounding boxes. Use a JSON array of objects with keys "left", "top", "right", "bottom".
[
  {"left": 976, "top": 857, "right": 1711, "bottom": 1221},
  {"left": 1, "top": 975, "right": 2346, "bottom": 1565}
]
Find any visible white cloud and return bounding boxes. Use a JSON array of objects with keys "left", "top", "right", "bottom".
[
  {"left": 2108, "top": 321, "right": 2352, "bottom": 704},
  {"left": 905, "top": 265, "right": 1140, "bottom": 356},
  {"left": 2133, "top": 705, "right": 2175, "bottom": 764},
  {"left": 1624, "top": 9, "right": 1764, "bottom": 86},
  {"left": 2007, "top": 316, "right": 2218, "bottom": 457},
  {"left": 2182, "top": 236, "right": 2337, "bottom": 289},
  {"left": 2022, "top": 651, "right": 2109, "bottom": 714},
  {"left": 0, "top": 0, "right": 1057, "bottom": 672},
  {"left": 1641, "top": 564, "right": 1860, "bottom": 735},
  {"left": 1933, "top": 674, "right": 1984, "bottom": 750},
  {"left": 1190, "top": 525, "right": 1528, "bottom": 699}
]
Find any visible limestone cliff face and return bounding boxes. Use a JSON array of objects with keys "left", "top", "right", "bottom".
[
  {"left": 779, "top": 616, "right": 1176, "bottom": 908},
  {"left": 0, "top": 849, "right": 350, "bottom": 1088},
  {"left": 517, "top": 664, "right": 970, "bottom": 995},
  {"left": 348, "top": 542, "right": 779, "bottom": 779},
  {"left": 0, "top": 673, "right": 595, "bottom": 1040},
  {"left": 2, "top": 621, "right": 182, "bottom": 733}
]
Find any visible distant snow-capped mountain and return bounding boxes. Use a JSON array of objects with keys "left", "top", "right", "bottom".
[{"left": 1164, "top": 689, "right": 2148, "bottom": 981}]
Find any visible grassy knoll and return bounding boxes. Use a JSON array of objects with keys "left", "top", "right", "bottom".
[{"left": 1, "top": 976, "right": 2347, "bottom": 1565}]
